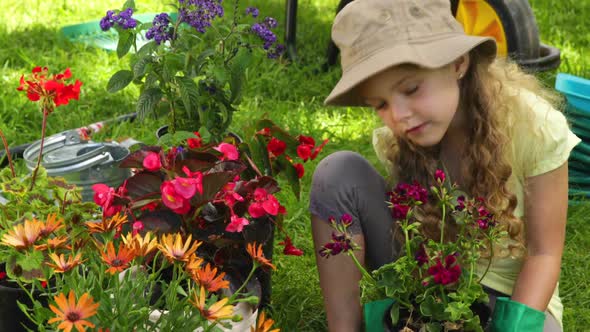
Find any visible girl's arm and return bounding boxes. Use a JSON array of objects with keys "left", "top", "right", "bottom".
[
  {"left": 311, "top": 215, "right": 364, "bottom": 332},
  {"left": 511, "top": 162, "right": 568, "bottom": 310}
]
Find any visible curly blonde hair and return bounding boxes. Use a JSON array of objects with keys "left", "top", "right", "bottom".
[{"left": 382, "top": 47, "right": 562, "bottom": 256}]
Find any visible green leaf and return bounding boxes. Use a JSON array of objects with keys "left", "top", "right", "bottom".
[
  {"left": 389, "top": 301, "right": 400, "bottom": 326},
  {"left": 122, "top": 0, "right": 136, "bottom": 10},
  {"left": 229, "top": 49, "right": 253, "bottom": 103},
  {"left": 164, "top": 54, "right": 185, "bottom": 81},
  {"left": 424, "top": 323, "right": 442, "bottom": 332},
  {"left": 137, "top": 40, "right": 158, "bottom": 57},
  {"left": 175, "top": 76, "right": 199, "bottom": 114},
  {"left": 275, "top": 154, "right": 301, "bottom": 200},
  {"left": 133, "top": 56, "right": 152, "bottom": 78},
  {"left": 117, "top": 30, "right": 135, "bottom": 58},
  {"left": 136, "top": 87, "right": 163, "bottom": 120},
  {"left": 19, "top": 250, "right": 44, "bottom": 272},
  {"left": 176, "top": 285, "right": 188, "bottom": 297},
  {"left": 107, "top": 70, "right": 134, "bottom": 93}
]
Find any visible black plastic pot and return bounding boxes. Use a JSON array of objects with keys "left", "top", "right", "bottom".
[{"left": 0, "top": 283, "right": 40, "bottom": 331}]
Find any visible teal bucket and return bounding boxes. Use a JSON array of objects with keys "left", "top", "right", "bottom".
[
  {"left": 555, "top": 73, "right": 590, "bottom": 201},
  {"left": 60, "top": 13, "right": 178, "bottom": 51}
]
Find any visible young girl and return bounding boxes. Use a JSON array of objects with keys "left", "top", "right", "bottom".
[{"left": 309, "top": 0, "right": 579, "bottom": 331}]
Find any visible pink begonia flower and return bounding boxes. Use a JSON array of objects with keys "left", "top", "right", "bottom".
[
  {"left": 225, "top": 214, "right": 250, "bottom": 232},
  {"left": 214, "top": 143, "right": 239, "bottom": 161},
  {"left": 248, "top": 188, "right": 280, "bottom": 218},
  {"left": 182, "top": 166, "right": 204, "bottom": 195},
  {"left": 143, "top": 151, "right": 162, "bottom": 171},
  {"left": 92, "top": 183, "right": 114, "bottom": 207},
  {"left": 161, "top": 181, "right": 191, "bottom": 214},
  {"left": 92, "top": 183, "right": 121, "bottom": 217},
  {"left": 220, "top": 182, "right": 244, "bottom": 207},
  {"left": 132, "top": 221, "right": 144, "bottom": 236},
  {"left": 173, "top": 177, "right": 198, "bottom": 200}
]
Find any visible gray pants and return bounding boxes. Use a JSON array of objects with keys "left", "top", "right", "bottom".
[{"left": 309, "top": 151, "right": 562, "bottom": 331}]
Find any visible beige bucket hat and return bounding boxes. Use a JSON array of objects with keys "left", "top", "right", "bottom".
[{"left": 325, "top": 0, "right": 497, "bottom": 106}]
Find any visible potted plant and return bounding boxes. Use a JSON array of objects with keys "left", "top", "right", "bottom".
[
  {"left": 101, "top": 0, "right": 285, "bottom": 138},
  {"left": 0, "top": 66, "right": 98, "bottom": 331},
  {"left": 90, "top": 118, "right": 327, "bottom": 312},
  {"left": 320, "top": 170, "right": 505, "bottom": 332}
]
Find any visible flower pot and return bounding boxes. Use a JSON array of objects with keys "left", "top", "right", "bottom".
[{"left": 0, "top": 283, "right": 36, "bottom": 332}]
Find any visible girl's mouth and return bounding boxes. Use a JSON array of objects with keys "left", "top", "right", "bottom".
[{"left": 406, "top": 123, "right": 427, "bottom": 134}]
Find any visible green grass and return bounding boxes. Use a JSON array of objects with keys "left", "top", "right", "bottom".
[{"left": 1, "top": 0, "right": 589, "bottom": 331}]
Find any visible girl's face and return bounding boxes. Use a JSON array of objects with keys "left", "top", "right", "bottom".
[{"left": 358, "top": 59, "right": 468, "bottom": 147}]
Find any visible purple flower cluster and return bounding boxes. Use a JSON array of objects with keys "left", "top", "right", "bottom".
[
  {"left": 250, "top": 16, "right": 285, "bottom": 59},
  {"left": 100, "top": 8, "right": 138, "bottom": 31},
  {"left": 178, "top": 0, "right": 224, "bottom": 34},
  {"left": 146, "top": 13, "right": 174, "bottom": 45},
  {"left": 245, "top": 6, "right": 259, "bottom": 18}
]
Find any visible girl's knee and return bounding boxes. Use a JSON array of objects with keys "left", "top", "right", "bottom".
[{"left": 312, "top": 151, "right": 373, "bottom": 188}]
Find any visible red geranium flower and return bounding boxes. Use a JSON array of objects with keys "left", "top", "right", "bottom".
[
  {"left": 427, "top": 254, "right": 462, "bottom": 285},
  {"left": 17, "top": 67, "right": 82, "bottom": 113},
  {"left": 267, "top": 137, "right": 286, "bottom": 157}
]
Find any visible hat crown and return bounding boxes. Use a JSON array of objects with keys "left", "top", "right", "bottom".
[{"left": 332, "top": 0, "right": 465, "bottom": 70}]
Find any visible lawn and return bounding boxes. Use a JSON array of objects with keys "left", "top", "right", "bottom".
[{"left": 1, "top": 0, "right": 588, "bottom": 331}]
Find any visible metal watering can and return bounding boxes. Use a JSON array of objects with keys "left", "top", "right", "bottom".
[{"left": 22, "top": 130, "right": 132, "bottom": 202}]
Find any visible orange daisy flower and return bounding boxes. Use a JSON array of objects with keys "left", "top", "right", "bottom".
[
  {"left": 1, "top": 219, "right": 44, "bottom": 250},
  {"left": 185, "top": 254, "right": 204, "bottom": 275},
  {"left": 122, "top": 232, "right": 158, "bottom": 257},
  {"left": 39, "top": 213, "right": 64, "bottom": 237},
  {"left": 158, "top": 233, "right": 201, "bottom": 263},
  {"left": 192, "top": 263, "right": 230, "bottom": 292},
  {"left": 190, "top": 286, "right": 234, "bottom": 322},
  {"left": 246, "top": 243, "right": 276, "bottom": 270},
  {"left": 101, "top": 242, "right": 136, "bottom": 275},
  {"left": 35, "top": 235, "right": 70, "bottom": 251},
  {"left": 251, "top": 311, "right": 281, "bottom": 332},
  {"left": 85, "top": 213, "right": 128, "bottom": 234},
  {"left": 47, "top": 253, "right": 85, "bottom": 273},
  {"left": 48, "top": 290, "right": 99, "bottom": 332}
]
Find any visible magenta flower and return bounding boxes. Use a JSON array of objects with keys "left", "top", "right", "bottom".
[
  {"left": 225, "top": 214, "right": 250, "bottom": 232},
  {"left": 340, "top": 214, "right": 353, "bottom": 227},
  {"left": 415, "top": 243, "right": 429, "bottom": 266},
  {"left": 161, "top": 181, "right": 191, "bottom": 214},
  {"left": 218, "top": 182, "right": 244, "bottom": 207},
  {"left": 248, "top": 188, "right": 280, "bottom": 218},
  {"left": 319, "top": 233, "right": 353, "bottom": 258},
  {"left": 143, "top": 151, "right": 162, "bottom": 171},
  {"left": 455, "top": 195, "right": 466, "bottom": 211},
  {"left": 427, "top": 254, "right": 462, "bottom": 285},
  {"left": 92, "top": 183, "right": 121, "bottom": 217},
  {"left": 132, "top": 221, "right": 144, "bottom": 236},
  {"left": 435, "top": 169, "right": 446, "bottom": 184},
  {"left": 392, "top": 204, "right": 410, "bottom": 219},
  {"left": 172, "top": 177, "right": 198, "bottom": 199},
  {"left": 214, "top": 143, "right": 239, "bottom": 161}
]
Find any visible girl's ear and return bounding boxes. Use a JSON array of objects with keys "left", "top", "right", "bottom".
[{"left": 454, "top": 54, "right": 470, "bottom": 79}]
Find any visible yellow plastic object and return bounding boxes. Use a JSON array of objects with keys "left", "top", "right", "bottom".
[{"left": 455, "top": 0, "right": 508, "bottom": 57}]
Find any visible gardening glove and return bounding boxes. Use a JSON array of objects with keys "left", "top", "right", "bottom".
[
  {"left": 363, "top": 298, "right": 395, "bottom": 332},
  {"left": 490, "top": 297, "right": 545, "bottom": 332}
]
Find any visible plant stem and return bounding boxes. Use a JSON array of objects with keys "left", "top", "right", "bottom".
[
  {"left": 29, "top": 109, "right": 49, "bottom": 191},
  {"left": 229, "top": 264, "right": 257, "bottom": 302},
  {"left": 169, "top": 96, "right": 176, "bottom": 134},
  {"left": 439, "top": 284, "right": 448, "bottom": 306},
  {"left": 0, "top": 128, "right": 15, "bottom": 178},
  {"left": 440, "top": 202, "right": 446, "bottom": 244},
  {"left": 348, "top": 251, "right": 376, "bottom": 284},
  {"left": 404, "top": 221, "right": 412, "bottom": 261},
  {"left": 477, "top": 236, "right": 494, "bottom": 283}
]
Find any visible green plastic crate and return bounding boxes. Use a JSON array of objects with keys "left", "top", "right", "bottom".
[{"left": 60, "top": 13, "right": 178, "bottom": 51}]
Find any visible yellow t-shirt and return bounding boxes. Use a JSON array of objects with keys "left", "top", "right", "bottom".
[{"left": 372, "top": 88, "right": 581, "bottom": 327}]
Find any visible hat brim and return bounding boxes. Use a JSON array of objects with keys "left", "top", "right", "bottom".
[{"left": 324, "top": 34, "right": 496, "bottom": 106}]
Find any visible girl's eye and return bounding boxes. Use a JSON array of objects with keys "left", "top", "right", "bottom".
[
  {"left": 374, "top": 102, "right": 386, "bottom": 111},
  {"left": 405, "top": 85, "right": 419, "bottom": 96}
]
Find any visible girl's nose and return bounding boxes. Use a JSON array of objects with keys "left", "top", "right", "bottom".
[{"left": 386, "top": 102, "right": 411, "bottom": 123}]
